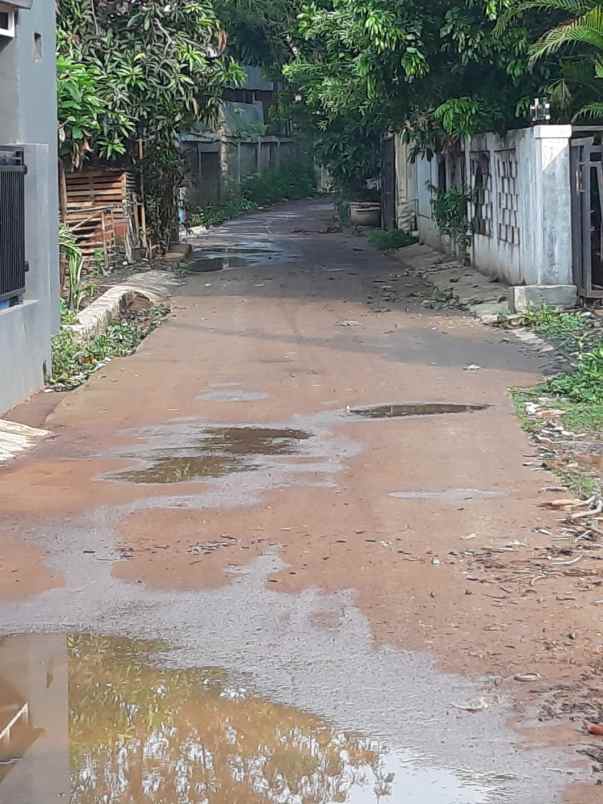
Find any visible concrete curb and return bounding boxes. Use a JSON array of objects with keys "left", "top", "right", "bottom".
[
  {"left": 69, "top": 271, "right": 178, "bottom": 342},
  {"left": 395, "top": 244, "right": 578, "bottom": 322}
]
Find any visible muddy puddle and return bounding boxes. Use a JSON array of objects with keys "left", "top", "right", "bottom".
[
  {"left": 349, "top": 403, "right": 489, "bottom": 419},
  {"left": 111, "top": 426, "right": 310, "bottom": 484},
  {"left": 0, "top": 633, "right": 506, "bottom": 803},
  {"left": 186, "top": 246, "right": 283, "bottom": 272}
]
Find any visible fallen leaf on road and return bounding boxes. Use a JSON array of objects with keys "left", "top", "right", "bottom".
[
  {"left": 452, "top": 697, "right": 489, "bottom": 712},
  {"left": 514, "top": 673, "right": 542, "bottom": 682},
  {"left": 587, "top": 723, "right": 603, "bottom": 736}
]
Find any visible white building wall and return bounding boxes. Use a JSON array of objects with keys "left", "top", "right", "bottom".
[
  {"left": 414, "top": 151, "right": 441, "bottom": 248},
  {"left": 410, "top": 125, "right": 574, "bottom": 288},
  {"left": 0, "top": 2, "right": 59, "bottom": 413},
  {"left": 393, "top": 136, "right": 417, "bottom": 231}
]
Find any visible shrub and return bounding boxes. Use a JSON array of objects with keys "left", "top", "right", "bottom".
[
  {"left": 189, "top": 197, "right": 257, "bottom": 228},
  {"left": 188, "top": 162, "right": 316, "bottom": 229},
  {"left": 546, "top": 345, "right": 603, "bottom": 404},
  {"left": 368, "top": 229, "right": 417, "bottom": 251},
  {"left": 241, "top": 162, "right": 316, "bottom": 205}
]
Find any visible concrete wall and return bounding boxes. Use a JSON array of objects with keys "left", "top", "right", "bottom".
[
  {"left": 393, "top": 136, "right": 418, "bottom": 232},
  {"left": 410, "top": 125, "right": 574, "bottom": 289},
  {"left": 0, "top": 2, "right": 59, "bottom": 414}
]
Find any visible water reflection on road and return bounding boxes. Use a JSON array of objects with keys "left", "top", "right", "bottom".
[{"left": 0, "top": 634, "right": 496, "bottom": 803}]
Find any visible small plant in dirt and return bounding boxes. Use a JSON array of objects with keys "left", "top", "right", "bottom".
[
  {"left": 368, "top": 229, "right": 417, "bottom": 251},
  {"left": 59, "top": 298, "right": 78, "bottom": 326},
  {"left": 59, "top": 224, "right": 85, "bottom": 313}
]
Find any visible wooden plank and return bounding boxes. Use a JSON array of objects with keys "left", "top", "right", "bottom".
[{"left": 67, "top": 187, "right": 121, "bottom": 194}]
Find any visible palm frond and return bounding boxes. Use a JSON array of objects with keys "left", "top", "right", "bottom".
[
  {"left": 495, "top": 0, "right": 596, "bottom": 34},
  {"left": 530, "top": 7, "right": 603, "bottom": 62},
  {"left": 548, "top": 77, "right": 575, "bottom": 108},
  {"left": 574, "top": 100, "right": 603, "bottom": 118}
]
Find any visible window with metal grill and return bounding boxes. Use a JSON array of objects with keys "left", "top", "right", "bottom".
[{"left": 0, "top": 147, "right": 27, "bottom": 303}]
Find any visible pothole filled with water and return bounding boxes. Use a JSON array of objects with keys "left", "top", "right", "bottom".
[
  {"left": 349, "top": 403, "right": 489, "bottom": 419},
  {"left": 110, "top": 426, "right": 311, "bottom": 484},
  {"left": 0, "top": 632, "right": 503, "bottom": 804},
  {"left": 186, "top": 247, "right": 283, "bottom": 272}
]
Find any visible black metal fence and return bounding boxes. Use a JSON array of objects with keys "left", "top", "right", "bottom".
[
  {"left": 0, "top": 146, "right": 27, "bottom": 303},
  {"left": 570, "top": 134, "right": 603, "bottom": 298}
]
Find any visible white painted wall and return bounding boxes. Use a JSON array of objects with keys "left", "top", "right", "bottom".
[{"left": 407, "top": 125, "right": 574, "bottom": 288}]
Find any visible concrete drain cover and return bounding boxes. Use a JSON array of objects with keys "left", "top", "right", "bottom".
[{"left": 349, "top": 403, "right": 489, "bottom": 419}]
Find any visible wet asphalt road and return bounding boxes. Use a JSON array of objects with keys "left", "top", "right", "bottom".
[{"left": 0, "top": 200, "right": 594, "bottom": 803}]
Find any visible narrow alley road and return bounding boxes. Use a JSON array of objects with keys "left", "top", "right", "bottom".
[{"left": 0, "top": 201, "right": 597, "bottom": 803}]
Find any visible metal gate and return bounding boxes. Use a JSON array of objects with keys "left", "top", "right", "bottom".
[
  {"left": 382, "top": 136, "right": 396, "bottom": 230},
  {"left": 570, "top": 134, "right": 603, "bottom": 298},
  {"left": 0, "top": 146, "right": 27, "bottom": 303}
]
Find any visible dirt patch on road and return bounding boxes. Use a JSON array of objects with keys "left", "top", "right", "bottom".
[
  {"left": 0, "top": 536, "right": 63, "bottom": 601},
  {"left": 111, "top": 508, "right": 266, "bottom": 591}
]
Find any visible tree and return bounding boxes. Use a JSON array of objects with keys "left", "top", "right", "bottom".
[
  {"left": 277, "top": 0, "right": 578, "bottom": 185},
  {"left": 56, "top": 0, "right": 244, "bottom": 245},
  {"left": 214, "top": 0, "right": 302, "bottom": 68},
  {"left": 280, "top": 0, "right": 430, "bottom": 190}
]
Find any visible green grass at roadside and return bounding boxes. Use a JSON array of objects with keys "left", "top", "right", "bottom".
[
  {"left": 555, "top": 467, "right": 601, "bottom": 499},
  {"left": 367, "top": 229, "right": 418, "bottom": 251},
  {"left": 521, "top": 305, "right": 587, "bottom": 340},
  {"left": 189, "top": 197, "right": 257, "bottom": 228},
  {"left": 519, "top": 305, "right": 600, "bottom": 361},
  {"left": 545, "top": 345, "right": 603, "bottom": 404},
  {"left": 512, "top": 388, "right": 602, "bottom": 498},
  {"left": 559, "top": 401, "right": 603, "bottom": 433},
  {"left": 51, "top": 305, "right": 167, "bottom": 390},
  {"left": 511, "top": 306, "right": 603, "bottom": 405},
  {"left": 510, "top": 305, "right": 602, "bottom": 500},
  {"left": 512, "top": 388, "right": 603, "bottom": 436}
]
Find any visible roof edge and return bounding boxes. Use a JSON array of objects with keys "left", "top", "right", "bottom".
[{"left": 2, "top": 1, "right": 34, "bottom": 10}]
